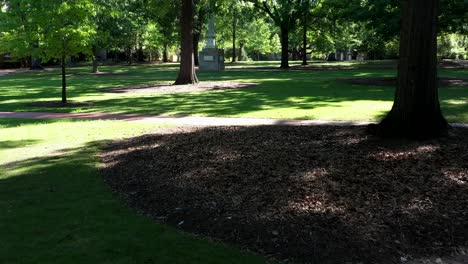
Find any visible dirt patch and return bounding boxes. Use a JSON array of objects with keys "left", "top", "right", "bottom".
[
  {"left": 102, "top": 81, "right": 259, "bottom": 94},
  {"left": 27, "top": 101, "right": 95, "bottom": 108},
  {"left": 101, "top": 125, "right": 468, "bottom": 264},
  {"left": 336, "top": 77, "right": 468, "bottom": 87},
  {"left": 439, "top": 60, "right": 468, "bottom": 69}
]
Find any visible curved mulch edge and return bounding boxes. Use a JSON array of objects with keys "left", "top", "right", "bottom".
[
  {"left": 101, "top": 81, "right": 259, "bottom": 94},
  {"left": 27, "top": 101, "right": 95, "bottom": 108},
  {"left": 100, "top": 125, "right": 468, "bottom": 264},
  {"left": 336, "top": 77, "right": 468, "bottom": 87}
]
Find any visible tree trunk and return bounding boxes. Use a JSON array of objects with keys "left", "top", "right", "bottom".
[
  {"left": 371, "top": 0, "right": 447, "bottom": 139},
  {"left": 92, "top": 59, "right": 99, "bottom": 73},
  {"left": 127, "top": 47, "right": 133, "bottom": 65},
  {"left": 232, "top": 17, "right": 237, "bottom": 63},
  {"left": 302, "top": 14, "right": 308, "bottom": 66},
  {"left": 92, "top": 47, "right": 99, "bottom": 73},
  {"left": 174, "top": 0, "right": 198, "bottom": 85},
  {"left": 163, "top": 44, "right": 168, "bottom": 62},
  {"left": 280, "top": 26, "right": 289, "bottom": 69},
  {"left": 193, "top": 32, "right": 200, "bottom": 66},
  {"left": 61, "top": 55, "right": 67, "bottom": 104},
  {"left": 238, "top": 42, "right": 245, "bottom": 61}
]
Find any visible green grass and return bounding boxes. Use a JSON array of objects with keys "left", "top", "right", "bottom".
[
  {"left": 0, "top": 118, "right": 267, "bottom": 264},
  {"left": 0, "top": 61, "right": 467, "bottom": 122}
]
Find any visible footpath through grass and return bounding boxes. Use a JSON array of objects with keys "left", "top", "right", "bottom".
[
  {"left": 0, "top": 118, "right": 266, "bottom": 264},
  {"left": 0, "top": 61, "right": 466, "bottom": 123}
]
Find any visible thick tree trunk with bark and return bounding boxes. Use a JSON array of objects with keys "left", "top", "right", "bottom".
[
  {"left": 280, "top": 26, "right": 289, "bottom": 69},
  {"left": 372, "top": 0, "right": 448, "bottom": 139},
  {"left": 174, "top": 0, "right": 198, "bottom": 85},
  {"left": 61, "top": 55, "right": 67, "bottom": 104}
]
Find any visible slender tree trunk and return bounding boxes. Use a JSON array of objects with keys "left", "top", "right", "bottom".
[
  {"left": 193, "top": 32, "right": 200, "bottom": 66},
  {"left": 174, "top": 0, "right": 198, "bottom": 85},
  {"left": 302, "top": 13, "right": 308, "bottom": 66},
  {"left": 232, "top": 17, "right": 237, "bottom": 63},
  {"left": 30, "top": 43, "right": 43, "bottom": 70},
  {"left": 61, "top": 55, "right": 67, "bottom": 104},
  {"left": 163, "top": 44, "right": 168, "bottom": 62},
  {"left": 280, "top": 26, "right": 289, "bottom": 69},
  {"left": 127, "top": 47, "right": 133, "bottom": 65},
  {"left": 92, "top": 47, "right": 99, "bottom": 73},
  {"left": 92, "top": 59, "right": 99, "bottom": 73},
  {"left": 371, "top": 0, "right": 447, "bottom": 139},
  {"left": 238, "top": 42, "right": 245, "bottom": 61}
]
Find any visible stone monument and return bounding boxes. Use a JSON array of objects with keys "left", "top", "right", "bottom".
[{"left": 199, "top": 16, "right": 225, "bottom": 72}]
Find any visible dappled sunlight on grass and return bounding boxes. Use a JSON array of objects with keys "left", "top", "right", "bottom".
[
  {"left": 0, "top": 63, "right": 466, "bottom": 122},
  {"left": 0, "top": 119, "right": 161, "bottom": 168}
]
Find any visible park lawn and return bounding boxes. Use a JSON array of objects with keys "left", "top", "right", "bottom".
[
  {"left": 0, "top": 61, "right": 467, "bottom": 122},
  {"left": 0, "top": 118, "right": 267, "bottom": 264}
]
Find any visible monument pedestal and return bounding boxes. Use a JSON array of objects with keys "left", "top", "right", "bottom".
[
  {"left": 199, "top": 48, "right": 224, "bottom": 72},
  {"left": 198, "top": 16, "right": 224, "bottom": 72}
]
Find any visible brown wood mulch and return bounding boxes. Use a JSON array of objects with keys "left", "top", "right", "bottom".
[
  {"left": 102, "top": 81, "right": 259, "bottom": 94},
  {"left": 100, "top": 125, "right": 468, "bottom": 264},
  {"left": 336, "top": 77, "right": 468, "bottom": 87}
]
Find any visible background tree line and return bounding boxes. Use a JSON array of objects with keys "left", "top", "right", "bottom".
[{"left": 1, "top": 0, "right": 466, "bottom": 70}]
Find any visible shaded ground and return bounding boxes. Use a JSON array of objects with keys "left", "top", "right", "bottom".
[
  {"left": 101, "top": 125, "right": 468, "bottom": 264},
  {"left": 102, "top": 81, "right": 259, "bottom": 94},
  {"left": 336, "top": 77, "right": 468, "bottom": 87},
  {"left": 27, "top": 101, "right": 95, "bottom": 108}
]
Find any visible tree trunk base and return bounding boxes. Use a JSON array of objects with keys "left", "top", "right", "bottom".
[
  {"left": 368, "top": 112, "right": 449, "bottom": 139},
  {"left": 174, "top": 77, "right": 199, "bottom": 86}
]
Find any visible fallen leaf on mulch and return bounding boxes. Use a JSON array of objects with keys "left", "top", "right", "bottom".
[{"left": 101, "top": 125, "right": 468, "bottom": 264}]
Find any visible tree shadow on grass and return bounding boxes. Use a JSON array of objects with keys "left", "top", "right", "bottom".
[
  {"left": 64, "top": 83, "right": 396, "bottom": 118},
  {"left": 0, "top": 139, "right": 41, "bottom": 150},
  {"left": 101, "top": 125, "right": 468, "bottom": 264},
  {"left": 0, "top": 118, "right": 62, "bottom": 128}
]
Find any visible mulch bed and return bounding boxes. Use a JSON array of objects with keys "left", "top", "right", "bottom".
[
  {"left": 336, "top": 77, "right": 468, "bottom": 87},
  {"left": 27, "top": 101, "right": 95, "bottom": 108},
  {"left": 102, "top": 81, "right": 259, "bottom": 94},
  {"left": 101, "top": 125, "right": 468, "bottom": 264}
]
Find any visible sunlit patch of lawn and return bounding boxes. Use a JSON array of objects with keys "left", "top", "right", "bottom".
[{"left": 0, "top": 118, "right": 267, "bottom": 264}]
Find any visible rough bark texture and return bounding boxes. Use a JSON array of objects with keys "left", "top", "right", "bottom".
[
  {"left": 280, "top": 26, "right": 289, "bottom": 69},
  {"left": 61, "top": 56, "right": 67, "bottom": 104},
  {"left": 373, "top": 0, "right": 448, "bottom": 139},
  {"left": 174, "top": 0, "right": 198, "bottom": 85}
]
